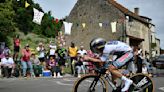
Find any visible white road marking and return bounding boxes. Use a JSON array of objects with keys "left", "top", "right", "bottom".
[
  {"left": 56, "top": 81, "right": 73, "bottom": 86},
  {"left": 63, "top": 78, "right": 76, "bottom": 81},
  {"left": 159, "top": 87, "right": 164, "bottom": 91}
]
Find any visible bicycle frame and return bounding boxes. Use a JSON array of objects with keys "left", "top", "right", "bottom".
[
  {"left": 93, "top": 70, "right": 153, "bottom": 92},
  {"left": 103, "top": 73, "right": 117, "bottom": 90}
]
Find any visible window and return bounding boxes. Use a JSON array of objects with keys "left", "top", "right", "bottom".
[{"left": 129, "top": 17, "right": 133, "bottom": 22}]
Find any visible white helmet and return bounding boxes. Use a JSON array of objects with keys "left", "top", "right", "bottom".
[{"left": 90, "top": 38, "right": 106, "bottom": 53}]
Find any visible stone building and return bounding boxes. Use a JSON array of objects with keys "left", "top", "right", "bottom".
[{"left": 63, "top": 0, "right": 158, "bottom": 58}]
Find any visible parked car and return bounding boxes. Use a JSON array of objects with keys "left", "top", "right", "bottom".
[{"left": 152, "top": 54, "right": 164, "bottom": 69}]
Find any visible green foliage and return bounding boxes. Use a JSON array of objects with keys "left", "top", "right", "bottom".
[
  {"left": 0, "top": 0, "right": 64, "bottom": 46},
  {"left": 0, "top": 0, "right": 15, "bottom": 32},
  {"left": 12, "top": 0, "right": 63, "bottom": 36}
]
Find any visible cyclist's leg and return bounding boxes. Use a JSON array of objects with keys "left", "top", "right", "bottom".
[{"left": 110, "top": 52, "right": 134, "bottom": 91}]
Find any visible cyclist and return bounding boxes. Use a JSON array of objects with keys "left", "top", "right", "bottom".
[{"left": 83, "top": 38, "right": 133, "bottom": 92}]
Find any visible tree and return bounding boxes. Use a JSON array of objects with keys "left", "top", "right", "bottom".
[{"left": 0, "top": 0, "right": 15, "bottom": 32}]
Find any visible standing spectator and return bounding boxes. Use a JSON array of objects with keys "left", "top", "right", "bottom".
[
  {"left": 86, "top": 50, "right": 96, "bottom": 74},
  {"left": 56, "top": 44, "right": 67, "bottom": 75},
  {"left": 1, "top": 54, "right": 15, "bottom": 78},
  {"left": 142, "top": 63, "right": 148, "bottom": 75},
  {"left": 13, "top": 35, "right": 21, "bottom": 61},
  {"left": 21, "top": 44, "right": 34, "bottom": 77},
  {"left": 68, "top": 42, "right": 78, "bottom": 75},
  {"left": 135, "top": 48, "right": 143, "bottom": 73},
  {"left": 49, "top": 42, "right": 57, "bottom": 59},
  {"left": 36, "top": 42, "right": 46, "bottom": 69},
  {"left": 30, "top": 53, "right": 42, "bottom": 77}
]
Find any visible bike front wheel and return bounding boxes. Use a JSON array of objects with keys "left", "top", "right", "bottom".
[
  {"left": 128, "top": 73, "right": 154, "bottom": 92},
  {"left": 73, "top": 74, "right": 108, "bottom": 92}
]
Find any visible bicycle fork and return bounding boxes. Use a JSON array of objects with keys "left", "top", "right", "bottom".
[{"left": 88, "top": 75, "right": 100, "bottom": 92}]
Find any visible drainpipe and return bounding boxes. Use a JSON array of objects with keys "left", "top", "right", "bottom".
[
  {"left": 123, "top": 16, "right": 127, "bottom": 43},
  {"left": 148, "top": 23, "right": 152, "bottom": 59}
]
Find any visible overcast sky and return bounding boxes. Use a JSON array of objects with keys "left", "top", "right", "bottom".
[{"left": 34, "top": 0, "right": 164, "bottom": 49}]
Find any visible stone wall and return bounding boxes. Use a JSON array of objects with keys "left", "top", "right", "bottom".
[
  {"left": 126, "top": 18, "right": 150, "bottom": 57},
  {"left": 63, "top": 0, "right": 125, "bottom": 49}
]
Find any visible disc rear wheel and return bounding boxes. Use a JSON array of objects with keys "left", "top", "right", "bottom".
[{"left": 128, "top": 73, "right": 154, "bottom": 92}]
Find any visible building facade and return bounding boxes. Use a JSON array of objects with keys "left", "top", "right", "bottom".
[{"left": 63, "top": 0, "right": 159, "bottom": 58}]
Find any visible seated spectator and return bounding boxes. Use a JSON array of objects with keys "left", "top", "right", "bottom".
[
  {"left": 77, "top": 46, "right": 87, "bottom": 71},
  {"left": 1, "top": 54, "right": 15, "bottom": 78},
  {"left": 0, "top": 46, "right": 11, "bottom": 60},
  {"left": 75, "top": 54, "right": 85, "bottom": 78},
  {"left": 48, "top": 56, "right": 62, "bottom": 78},
  {"left": 30, "top": 53, "right": 42, "bottom": 77}
]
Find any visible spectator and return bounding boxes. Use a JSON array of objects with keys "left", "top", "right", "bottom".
[
  {"left": 135, "top": 48, "right": 143, "bottom": 73},
  {"left": 13, "top": 35, "right": 21, "bottom": 61},
  {"left": 68, "top": 42, "right": 78, "bottom": 75},
  {"left": 36, "top": 42, "right": 46, "bottom": 67},
  {"left": 0, "top": 42, "right": 5, "bottom": 54},
  {"left": 77, "top": 46, "right": 87, "bottom": 73},
  {"left": 77, "top": 46, "right": 87, "bottom": 59},
  {"left": 56, "top": 44, "right": 67, "bottom": 75},
  {"left": 86, "top": 50, "right": 96, "bottom": 74},
  {"left": 21, "top": 44, "right": 34, "bottom": 77},
  {"left": 1, "top": 54, "right": 15, "bottom": 78},
  {"left": 48, "top": 56, "right": 62, "bottom": 78},
  {"left": 142, "top": 63, "right": 148, "bottom": 75},
  {"left": 49, "top": 42, "right": 57, "bottom": 59},
  {"left": 75, "top": 54, "right": 86, "bottom": 78},
  {"left": 143, "top": 52, "right": 153, "bottom": 76},
  {"left": 0, "top": 46, "right": 11, "bottom": 59},
  {"left": 30, "top": 53, "right": 42, "bottom": 77}
]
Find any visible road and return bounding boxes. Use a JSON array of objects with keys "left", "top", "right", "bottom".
[{"left": 0, "top": 75, "right": 164, "bottom": 92}]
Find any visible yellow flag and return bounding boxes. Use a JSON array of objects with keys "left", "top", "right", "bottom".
[
  {"left": 25, "top": 1, "right": 30, "bottom": 8},
  {"left": 82, "top": 23, "right": 86, "bottom": 28}
]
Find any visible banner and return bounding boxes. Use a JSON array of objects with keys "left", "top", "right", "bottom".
[
  {"left": 63, "top": 21, "right": 73, "bottom": 35},
  {"left": 25, "top": 1, "right": 30, "bottom": 8},
  {"left": 111, "top": 22, "right": 117, "bottom": 33},
  {"left": 32, "top": 8, "right": 44, "bottom": 25}
]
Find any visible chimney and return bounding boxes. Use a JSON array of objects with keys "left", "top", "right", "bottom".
[{"left": 134, "top": 7, "right": 139, "bottom": 15}]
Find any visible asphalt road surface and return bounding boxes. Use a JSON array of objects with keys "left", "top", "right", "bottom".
[{"left": 0, "top": 75, "right": 164, "bottom": 92}]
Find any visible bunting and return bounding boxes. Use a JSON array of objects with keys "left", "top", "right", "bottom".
[
  {"left": 63, "top": 21, "right": 73, "bottom": 35},
  {"left": 99, "top": 23, "right": 102, "bottom": 28},
  {"left": 111, "top": 21, "right": 117, "bottom": 33},
  {"left": 32, "top": 8, "right": 44, "bottom": 25},
  {"left": 25, "top": 1, "right": 30, "bottom": 8},
  {"left": 82, "top": 23, "right": 86, "bottom": 28}
]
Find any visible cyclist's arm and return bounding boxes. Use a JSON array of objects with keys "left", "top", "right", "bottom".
[{"left": 83, "top": 55, "right": 102, "bottom": 63}]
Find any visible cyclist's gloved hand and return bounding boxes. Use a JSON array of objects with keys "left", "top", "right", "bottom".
[{"left": 83, "top": 55, "right": 90, "bottom": 61}]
